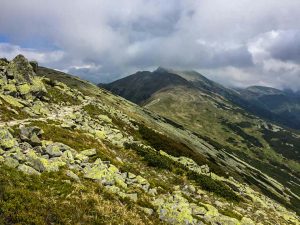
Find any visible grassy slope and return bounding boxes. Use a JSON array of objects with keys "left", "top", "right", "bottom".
[
  {"left": 34, "top": 67, "right": 300, "bottom": 215},
  {"left": 144, "top": 86, "right": 300, "bottom": 196}
]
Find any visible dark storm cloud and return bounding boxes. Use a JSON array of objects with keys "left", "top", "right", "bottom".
[
  {"left": 0, "top": 0, "right": 300, "bottom": 89},
  {"left": 267, "top": 30, "right": 300, "bottom": 63}
]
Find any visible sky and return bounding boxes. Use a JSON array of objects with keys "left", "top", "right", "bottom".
[{"left": 0, "top": 0, "right": 300, "bottom": 90}]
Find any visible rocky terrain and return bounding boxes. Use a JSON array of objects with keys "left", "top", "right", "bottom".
[
  {"left": 102, "top": 67, "right": 300, "bottom": 215},
  {"left": 0, "top": 55, "right": 299, "bottom": 224}
]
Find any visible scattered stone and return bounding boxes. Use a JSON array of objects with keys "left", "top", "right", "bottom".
[
  {"left": 0, "top": 128, "right": 17, "bottom": 149},
  {"left": 46, "top": 143, "right": 63, "bottom": 157},
  {"left": 4, "top": 157, "right": 19, "bottom": 168},
  {"left": 18, "top": 164, "right": 40, "bottom": 175},
  {"left": 66, "top": 170, "right": 80, "bottom": 182},
  {"left": 80, "top": 148, "right": 97, "bottom": 157}
]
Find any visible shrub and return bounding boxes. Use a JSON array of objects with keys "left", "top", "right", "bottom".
[{"left": 187, "top": 171, "right": 241, "bottom": 202}]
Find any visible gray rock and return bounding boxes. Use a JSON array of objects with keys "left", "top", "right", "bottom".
[
  {"left": 0, "top": 128, "right": 17, "bottom": 149},
  {"left": 29, "top": 61, "right": 38, "bottom": 73},
  {"left": 18, "top": 164, "right": 40, "bottom": 175},
  {"left": 80, "top": 148, "right": 97, "bottom": 157},
  {"left": 4, "top": 157, "right": 19, "bottom": 168},
  {"left": 66, "top": 170, "right": 80, "bottom": 182},
  {"left": 46, "top": 144, "right": 63, "bottom": 157},
  {"left": 13, "top": 151, "right": 27, "bottom": 162},
  {"left": 19, "top": 142, "right": 32, "bottom": 152},
  {"left": 30, "top": 133, "right": 42, "bottom": 146},
  {"left": 20, "top": 126, "right": 43, "bottom": 142}
]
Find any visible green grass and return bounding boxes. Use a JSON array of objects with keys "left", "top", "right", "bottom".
[
  {"left": 125, "top": 142, "right": 241, "bottom": 203},
  {"left": 0, "top": 166, "right": 156, "bottom": 225},
  {"left": 0, "top": 100, "right": 28, "bottom": 121},
  {"left": 136, "top": 123, "right": 227, "bottom": 177},
  {"left": 27, "top": 121, "right": 119, "bottom": 165},
  {"left": 44, "top": 83, "right": 81, "bottom": 105}
]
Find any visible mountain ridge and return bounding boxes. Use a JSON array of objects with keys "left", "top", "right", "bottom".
[{"left": 101, "top": 67, "right": 300, "bottom": 130}]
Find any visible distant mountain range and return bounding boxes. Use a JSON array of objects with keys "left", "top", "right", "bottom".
[{"left": 100, "top": 67, "right": 300, "bottom": 130}]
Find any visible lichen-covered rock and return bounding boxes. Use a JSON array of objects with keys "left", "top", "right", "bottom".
[
  {"left": 46, "top": 143, "right": 63, "bottom": 157},
  {"left": 95, "top": 130, "right": 106, "bottom": 139},
  {"left": 75, "top": 153, "right": 89, "bottom": 163},
  {"left": 140, "top": 207, "right": 154, "bottom": 216},
  {"left": 3, "top": 83, "right": 17, "bottom": 95},
  {"left": 6, "top": 55, "right": 35, "bottom": 83},
  {"left": 153, "top": 192, "right": 196, "bottom": 225},
  {"left": 4, "top": 157, "right": 19, "bottom": 168},
  {"left": 30, "top": 77, "right": 47, "bottom": 96},
  {"left": 66, "top": 170, "right": 80, "bottom": 181},
  {"left": 30, "top": 101, "right": 49, "bottom": 115},
  {"left": 83, "top": 164, "right": 109, "bottom": 180},
  {"left": 18, "top": 164, "right": 40, "bottom": 175},
  {"left": 17, "top": 83, "right": 31, "bottom": 95},
  {"left": 13, "top": 151, "right": 27, "bottom": 162},
  {"left": 26, "top": 149, "right": 65, "bottom": 172},
  {"left": 61, "top": 150, "right": 75, "bottom": 163},
  {"left": 29, "top": 61, "right": 38, "bottom": 73},
  {"left": 0, "top": 128, "right": 18, "bottom": 149},
  {"left": 80, "top": 148, "right": 96, "bottom": 157},
  {"left": 0, "top": 94, "right": 24, "bottom": 107}
]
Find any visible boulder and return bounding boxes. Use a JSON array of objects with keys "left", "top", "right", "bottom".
[
  {"left": 0, "top": 128, "right": 17, "bottom": 149},
  {"left": 6, "top": 55, "right": 35, "bottom": 83},
  {"left": 13, "top": 151, "right": 27, "bottom": 162},
  {"left": 30, "top": 133, "right": 42, "bottom": 146},
  {"left": 45, "top": 143, "right": 63, "bottom": 157},
  {"left": 66, "top": 170, "right": 80, "bottom": 181},
  {"left": 4, "top": 157, "right": 19, "bottom": 168},
  {"left": 18, "top": 164, "right": 40, "bottom": 175},
  {"left": 0, "top": 94, "right": 24, "bottom": 108},
  {"left": 80, "top": 148, "right": 97, "bottom": 157},
  {"left": 26, "top": 149, "right": 65, "bottom": 172},
  {"left": 16, "top": 83, "right": 31, "bottom": 95},
  {"left": 29, "top": 61, "right": 38, "bottom": 73},
  {"left": 83, "top": 164, "right": 108, "bottom": 180},
  {"left": 19, "top": 142, "right": 33, "bottom": 152},
  {"left": 20, "top": 126, "right": 43, "bottom": 145}
]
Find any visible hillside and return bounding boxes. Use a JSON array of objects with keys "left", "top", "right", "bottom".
[
  {"left": 0, "top": 55, "right": 299, "bottom": 224},
  {"left": 100, "top": 67, "right": 193, "bottom": 104},
  {"left": 102, "top": 68, "right": 300, "bottom": 217},
  {"left": 237, "top": 86, "right": 300, "bottom": 128}
]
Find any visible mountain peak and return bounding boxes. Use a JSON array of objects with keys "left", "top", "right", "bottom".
[{"left": 154, "top": 66, "right": 172, "bottom": 73}]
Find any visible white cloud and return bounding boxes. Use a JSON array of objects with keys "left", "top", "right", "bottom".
[
  {"left": 0, "top": 0, "right": 300, "bottom": 89},
  {"left": 0, "top": 43, "right": 64, "bottom": 64}
]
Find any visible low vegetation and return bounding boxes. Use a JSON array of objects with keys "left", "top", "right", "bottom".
[
  {"left": 0, "top": 166, "right": 154, "bottom": 225},
  {"left": 125, "top": 142, "right": 241, "bottom": 203}
]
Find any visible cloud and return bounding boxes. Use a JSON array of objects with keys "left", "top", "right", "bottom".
[
  {"left": 0, "top": 43, "right": 64, "bottom": 65},
  {"left": 0, "top": 0, "right": 300, "bottom": 89}
]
